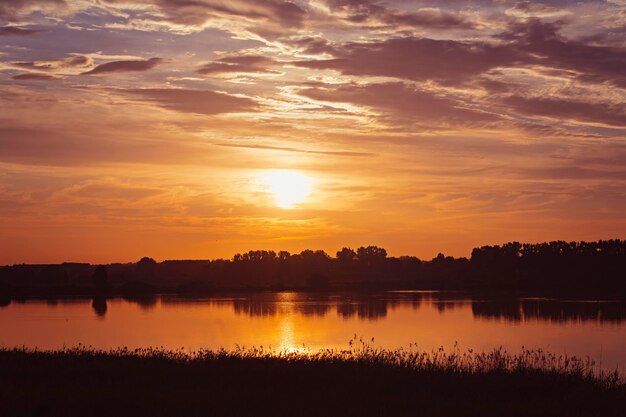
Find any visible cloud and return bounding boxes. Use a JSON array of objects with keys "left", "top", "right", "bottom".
[
  {"left": 0, "top": 122, "right": 210, "bottom": 166},
  {"left": 215, "top": 142, "right": 374, "bottom": 157},
  {"left": 292, "top": 19, "right": 626, "bottom": 90},
  {"left": 14, "top": 54, "right": 93, "bottom": 73},
  {"left": 501, "top": 19, "right": 626, "bottom": 88},
  {"left": 287, "top": 36, "right": 338, "bottom": 56},
  {"left": 299, "top": 82, "right": 497, "bottom": 124},
  {"left": 324, "top": 0, "right": 475, "bottom": 30},
  {"left": 293, "top": 37, "right": 528, "bottom": 86},
  {"left": 0, "top": 26, "right": 42, "bottom": 36},
  {"left": 1, "top": 0, "right": 625, "bottom": 264},
  {"left": 101, "top": 0, "right": 306, "bottom": 32},
  {"left": 82, "top": 57, "right": 166, "bottom": 75},
  {"left": 62, "top": 179, "right": 163, "bottom": 201},
  {"left": 505, "top": 1, "right": 571, "bottom": 18},
  {"left": 0, "top": 0, "right": 65, "bottom": 22},
  {"left": 197, "top": 55, "right": 280, "bottom": 76},
  {"left": 12, "top": 73, "right": 60, "bottom": 81},
  {"left": 517, "top": 166, "right": 626, "bottom": 181},
  {"left": 121, "top": 88, "right": 258, "bottom": 115},
  {"left": 502, "top": 95, "right": 626, "bottom": 127}
]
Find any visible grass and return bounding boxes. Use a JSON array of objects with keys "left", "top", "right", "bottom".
[{"left": 0, "top": 339, "right": 624, "bottom": 417}]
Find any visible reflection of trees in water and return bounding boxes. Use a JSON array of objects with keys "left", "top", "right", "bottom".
[
  {"left": 433, "top": 300, "right": 470, "bottom": 313},
  {"left": 232, "top": 296, "right": 332, "bottom": 318},
  {"left": 229, "top": 292, "right": 471, "bottom": 320},
  {"left": 90, "top": 296, "right": 156, "bottom": 317},
  {"left": 233, "top": 299, "right": 278, "bottom": 317},
  {"left": 472, "top": 299, "right": 626, "bottom": 323},
  {"left": 228, "top": 291, "right": 626, "bottom": 323},
  {"left": 521, "top": 299, "right": 626, "bottom": 323},
  {"left": 32, "top": 291, "right": 621, "bottom": 324},
  {"left": 8, "top": 292, "right": 625, "bottom": 325},
  {"left": 91, "top": 297, "right": 107, "bottom": 317},
  {"left": 126, "top": 296, "right": 158, "bottom": 310},
  {"left": 395, "top": 291, "right": 469, "bottom": 314},
  {"left": 229, "top": 293, "right": 390, "bottom": 319},
  {"left": 335, "top": 294, "right": 439, "bottom": 320},
  {"left": 296, "top": 303, "right": 332, "bottom": 317},
  {"left": 472, "top": 299, "right": 521, "bottom": 321},
  {"left": 1, "top": 297, "right": 90, "bottom": 308},
  {"left": 390, "top": 291, "right": 471, "bottom": 313},
  {"left": 232, "top": 297, "right": 390, "bottom": 320},
  {"left": 336, "top": 300, "right": 387, "bottom": 320}
]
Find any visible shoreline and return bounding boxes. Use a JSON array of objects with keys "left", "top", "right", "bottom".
[{"left": 3, "top": 286, "right": 626, "bottom": 303}]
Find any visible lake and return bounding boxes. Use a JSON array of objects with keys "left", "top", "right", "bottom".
[{"left": 1, "top": 291, "right": 625, "bottom": 373}]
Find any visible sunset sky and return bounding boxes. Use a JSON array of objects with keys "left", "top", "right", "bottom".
[{"left": 1, "top": 0, "right": 625, "bottom": 264}]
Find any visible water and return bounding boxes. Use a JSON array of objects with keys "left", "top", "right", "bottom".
[{"left": 1, "top": 291, "right": 625, "bottom": 373}]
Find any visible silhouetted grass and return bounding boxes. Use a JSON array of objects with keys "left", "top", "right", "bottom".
[{"left": 1, "top": 340, "right": 624, "bottom": 417}]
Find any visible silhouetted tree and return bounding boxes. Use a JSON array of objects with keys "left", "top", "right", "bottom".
[
  {"left": 357, "top": 246, "right": 387, "bottom": 262},
  {"left": 336, "top": 247, "right": 357, "bottom": 262},
  {"left": 306, "top": 273, "right": 330, "bottom": 291},
  {"left": 39, "top": 265, "right": 69, "bottom": 287},
  {"left": 137, "top": 257, "right": 157, "bottom": 268},
  {"left": 136, "top": 257, "right": 158, "bottom": 282},
  {"left": 92, "top": 265, "right": 108, "bottom": 290},
  {"left": 2, "top": 239, "right": 625, "bottom": 295}
]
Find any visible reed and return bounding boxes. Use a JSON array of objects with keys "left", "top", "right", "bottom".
[{"left": 1, "top": 340, "right": 624, "bottom": 417}]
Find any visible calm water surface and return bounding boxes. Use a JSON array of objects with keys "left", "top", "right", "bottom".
[{"left": 1, "top": 291, "right": 625, "bottom": 372}]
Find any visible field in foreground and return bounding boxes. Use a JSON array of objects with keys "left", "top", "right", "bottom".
[{"left": 0, "top": 344, "right": 624, "bottom": 417}]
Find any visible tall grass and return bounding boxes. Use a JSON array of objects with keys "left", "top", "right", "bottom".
[
  {"left": 6, "top": 337, "right": 623, "bottom": 387},
  {"left": 1, "top": 340, "right": 624, "bottom": 417}
]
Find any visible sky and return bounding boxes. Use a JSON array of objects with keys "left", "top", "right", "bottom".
[{"left": 0, "top": 0, "right": 625, "bottom": 264}]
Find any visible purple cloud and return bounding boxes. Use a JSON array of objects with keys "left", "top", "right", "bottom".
[
  {"left": 102, "top": 0, "right": 306, "bottom": 29},
  {"left": 0, "top": 26, "right": 42, "bottom": 36},
  {"left": 197, "top": 55, "right": 280, "bottom": 76},
  {"left": 503, "top": 19, "right": 626, "bottom": 88},
  {"left": 82, "top": 57, "right": 166, "bottom": 75},
  {"left": 12, "top": 73, "right": 59, "bottom": 81},
  {"left": 324, "top": 0, "right": 475, "bottom": 29},
  {"left": 300, "top": 82, "right": 497, "bottom": 124},
  {"left": 294, "top": 37, "right": 528, "bottom": 86},
  {"left": 502, "top": 95, "right": 626, "bottom": 127},
  {"left": 122, "top": 88, "right": 258, "bottom": 115},
  {"left": 0, "top": 0, "right": 65, "bottom": 21}
]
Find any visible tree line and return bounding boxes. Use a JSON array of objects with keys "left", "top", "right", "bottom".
[{"left": 0, "top": 239, "right": 625, "bottom": 298}]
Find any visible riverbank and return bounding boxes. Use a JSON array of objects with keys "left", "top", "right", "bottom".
[
  {"left": 3, "top": 239, "right": 625, "bottom": 300},
  {"left": 1, "top": 345, "right": 623, "bottom": 417}
]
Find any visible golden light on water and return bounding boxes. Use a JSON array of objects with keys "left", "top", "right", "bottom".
[
  {"left": 262, "top": 170, "right": 312, "bottom": 209},
  {"left": 276, "top": 292, "right": 309, "bottom": 353}
]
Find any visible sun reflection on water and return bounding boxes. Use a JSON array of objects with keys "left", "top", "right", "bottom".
[{"left": 276, "top": 292, "right": 308, "bottom": 353}]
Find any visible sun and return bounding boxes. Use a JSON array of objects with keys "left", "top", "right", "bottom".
[{"left": 262, "top": 170, "right": 312, "bottom": 209}]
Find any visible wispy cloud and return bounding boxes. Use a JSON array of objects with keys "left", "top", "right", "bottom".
[
  {"left": 215, "top": 142, "right": 375, "bottom": 157},
  {"left": 121, "top": 88, "right": 258, "bottom": 114},
  {"left": 82, "top": 57, "right": 166, "bottom": 75},
  {"left": 197, "top": 55, "right": 281, "bottom": 76},
  {"left": 0, "top": 0, "right": 65, "bottom": 22},
  {"left": 0, "top": 26, "right": 42, "bottom": 36},
  {"left": 12, "top": 73, "right": 60, "bottom": 81},
  {"left": 1, "top": 0, "right": 625, "bottom": 262}
]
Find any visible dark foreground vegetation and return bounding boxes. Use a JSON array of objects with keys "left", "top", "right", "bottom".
[
  {"left": 1, "top": 239, "right": 625, "bottom": 300},
  {"left": 0, "top": 343, "right": 624, "bottom": 417}
]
